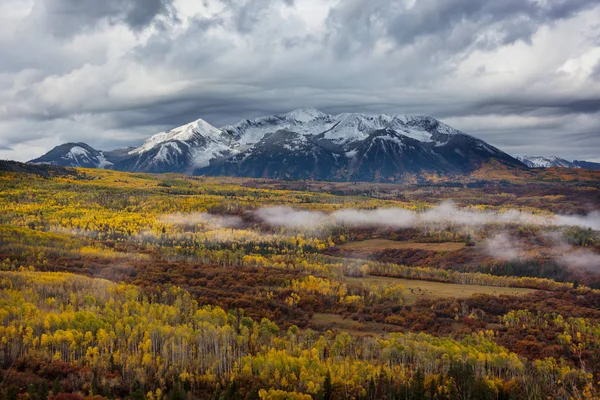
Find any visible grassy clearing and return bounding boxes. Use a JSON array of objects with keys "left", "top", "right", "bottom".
[
  {"left": 338, "top": 239, "right": 466, "bottom": 252},
  {"left": 310, "top": 313, "right": 401, "bottom": 336},
  {"left": 346, "top": 275, "right": 536, "bottom": 304}
]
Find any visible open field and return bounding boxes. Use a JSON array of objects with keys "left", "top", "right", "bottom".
[
  {"left": 337, "top": 239, "right": 466, "bottom": 252},
  {"left": 310, "top": 312, "right": 401, "bottom": 336},
  {"left": 346, "top": 275, "right": 537, "bottom": 304}
]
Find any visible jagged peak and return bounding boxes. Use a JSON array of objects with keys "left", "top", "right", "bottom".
[{"left": 129, "top": 118, "right": 222, "bottom": 155}]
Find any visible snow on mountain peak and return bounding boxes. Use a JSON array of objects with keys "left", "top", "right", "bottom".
[
  {"left": 64, "top": 146, "right": 91, "bottom": 160},
  {"left": 517, "top": 155, "right": 579, "bottom": 168},
  {"left": 322, "top": 113, "right": 377, "bottom": 143},
  {"left": 63, "top": 145, "right": 113, "bottom": 168},
  {"left": 220, "top": 109, "right": 338, "bottom": 146},
  {"left": 130, "top": 118, "right": 222, "bottom": 155},
  {"left": 219, "top": 109, "right": 465, "bottom": 148},
  {"left": 284, "top": 108, "right": 327, "bottom": 122},
  {"left": 321, "top": 113, "right": 460, "bottom": 145}
]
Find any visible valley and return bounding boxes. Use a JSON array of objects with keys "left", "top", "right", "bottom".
[
  {"left": 0, "top": 164, "right": 599, "bottom": 399},
  {"left": 3, "top": 0, "right": 600, "bottom": 398}
]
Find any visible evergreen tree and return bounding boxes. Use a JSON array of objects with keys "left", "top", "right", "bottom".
[
  {"left": 411, "top": 369, "right": 426, "bottom": 400},
  {"left": 320, "top": 371, "right": 333, "bottom": 400}
]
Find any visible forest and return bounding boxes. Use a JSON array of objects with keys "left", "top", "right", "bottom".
[{"left": 1, "top": 165, "right": 600, "bottom": 399}]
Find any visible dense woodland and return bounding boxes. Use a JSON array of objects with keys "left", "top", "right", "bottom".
[{"left": 1, "top": 166, "right": 600, "bottom": 399}]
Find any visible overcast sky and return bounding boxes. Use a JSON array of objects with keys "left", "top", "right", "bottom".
[{"left": 1, "top": 0, "right": 599, "bottom": 162}]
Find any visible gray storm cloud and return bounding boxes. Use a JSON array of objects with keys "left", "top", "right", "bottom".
[
  {"left": 27, "top": 0, "right": 176, "bottom": 37},
  {"left": 1, "top": 1, "right": 600, "bottom": 162}
]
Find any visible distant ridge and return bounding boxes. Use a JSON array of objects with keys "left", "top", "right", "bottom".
[
  {"left": 517, "top": 155, "right": 600, "bottom": 170},
  {"left": 0, "top": 159, "right": 80, "bottom": 177}
]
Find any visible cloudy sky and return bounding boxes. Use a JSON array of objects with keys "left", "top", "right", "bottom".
[{"left": 1, "top": 0, "right": 600, "bottom": 162}]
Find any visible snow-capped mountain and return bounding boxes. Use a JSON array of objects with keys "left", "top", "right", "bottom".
[
  {"left": 109, "top": 118, "right": 238, "bottom": 173},
  {"left": 29, "top": 108, "right": 528, "bottom": 181},
  {"left": 29, "top": 143, "right": 113, "bottom": 169},
  {"left": 222, "top": 109, "right": 338, "bottom": 145},
  {"left": 206, "top": 110, "right": 523, "bottom": 180},
  {"left": 517, "top": 156, "right": 579, "bottom": 169}
]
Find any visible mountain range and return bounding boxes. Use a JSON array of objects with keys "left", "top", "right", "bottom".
[
  {"left": 28, "top": 108, "right": 596, "bottom": 182},
  {"left": 516, "top": 156, "right": 600, "bottom": 170}
]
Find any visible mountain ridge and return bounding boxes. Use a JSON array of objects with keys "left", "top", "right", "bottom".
[
  {"left": 30, "top": 108, "right": 530, "bottom": 181},
  {"left": 517, "top": 155, "right": 579, "bottom": 168}
]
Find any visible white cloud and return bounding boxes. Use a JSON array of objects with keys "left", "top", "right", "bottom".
[{"left": 253, "top": 202, "right": 600, "bottom": 231}]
